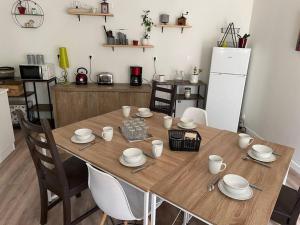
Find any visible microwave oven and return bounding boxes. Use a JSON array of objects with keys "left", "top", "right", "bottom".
[{"left": 19, "top": 64, "right": 55, "bottom": 80}]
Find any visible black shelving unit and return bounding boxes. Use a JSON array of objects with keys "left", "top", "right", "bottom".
[
  {"left": 22, "top": 77, "right": 57, "bottom": 128},
  {"left": 156, "top": 80, "right": 207, "bottom": 117}
]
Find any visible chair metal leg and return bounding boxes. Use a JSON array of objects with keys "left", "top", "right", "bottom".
[
  {"left": 99, "top": 213, "right": 107, "bottom": 225},
  {"left": 39, "top": 186, "right": 48, "bottom": 225},
  {"left": 63, "top": 198, "right": 71, "bottom": 225}
]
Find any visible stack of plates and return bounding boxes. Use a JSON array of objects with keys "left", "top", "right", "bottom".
[
  {"left": 218, "top": 174, "right": 253, "bottom": 201},
  {"left": 247, "top": 144, "right": 276, "bottom": 163}
]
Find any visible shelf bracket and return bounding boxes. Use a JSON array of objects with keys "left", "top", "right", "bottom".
[
  {"left": 77, "top": 15, "right": 81, "bottom": 22},
  {"left": 143, "top": 47, "right": 145, "bottom": 53},
  {"left": 111, "top": 46, "right": 115, "bottom": 52},
  {"left": 104, "top": 15, "right": 107, "bottom": 23},
  {"left": 161, "top": 27, "right": 164, "bottom": 33},
  {"left": 181, "top": 27, "right": 184, "bottom": 33}
]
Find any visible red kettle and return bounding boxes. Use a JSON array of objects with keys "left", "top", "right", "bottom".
[{"left": 76, "top": 67, "right": 88, "bottom": 85}]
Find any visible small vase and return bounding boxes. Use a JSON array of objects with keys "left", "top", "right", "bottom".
[
  {"left": 142, "top": 38, "right": 149, "bottom": 46},
  {"left": 18, "top": 6, "right": 26, "bottom": 15}
]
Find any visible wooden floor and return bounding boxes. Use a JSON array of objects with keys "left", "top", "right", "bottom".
[{"left": 0, "top": 130, "right": 299, "bottom": 225}]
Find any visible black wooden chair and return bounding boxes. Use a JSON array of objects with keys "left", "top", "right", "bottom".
[
  {"left": 16, "top": 110, "right": 98, "bottom": 225},
  {"left": 150, "top": 80, "right": 177, "bottom": 116},
  {"left": 271, "top": 184, "right": 300, "bottom": 225}
]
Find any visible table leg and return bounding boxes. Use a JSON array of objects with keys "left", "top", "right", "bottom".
[
  {"left": 183, "top": 212, "right": 188, "bottom": 225},
  {"left": 151, "top": 194, "right": 157, "bottom": 225},
  {"left": 143, "top": 192, "right": 149, "bottom": 225},
  {"left": 283, "top": 162, "right": 291, "bottom": 185}
]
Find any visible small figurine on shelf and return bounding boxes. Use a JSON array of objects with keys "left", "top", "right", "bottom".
[
  {"left": 31, "top": 7, "right": 37, "bottom": 15},
  {"left": 25, "top": 19, "right": 35, "bottom": 28},
  {"left": 177, "top": 11, "right": 189, "bottom": 26},
  {"left": 100, "top": 0, "right": 109, "bottom": 14}
]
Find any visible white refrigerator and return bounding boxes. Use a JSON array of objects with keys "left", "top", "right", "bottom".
[{"left": 206, "top": 47, "right": 251, "bottom": 132}]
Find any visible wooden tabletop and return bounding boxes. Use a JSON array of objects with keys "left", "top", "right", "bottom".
[
  {"left": 151, "top": 131, "right": 294, "bottom": 225},
  {"left": 52, "top": 107, "right": 221, "bottom": 191}
]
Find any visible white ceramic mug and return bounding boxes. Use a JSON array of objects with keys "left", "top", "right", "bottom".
[
  {"left": 152, "top": 140, "right": 163, "bottom": 158},
  {"left": 163, "top": 116, "right": 173, "bottom": 129},
  {"left": 102, "top": 126, "right": 113, "bottom": 142},
  {"left": 208, "top": 155, "right": 227, "bottom": 174},
  {"left": 122, "top": 106, "right": 131, "bottom": 118},
  {"left": 159, "top": 75, "right": 165, "bottom": 82},
  {"left": 238, "top": 133, "right": 254, "bottom": 149}
]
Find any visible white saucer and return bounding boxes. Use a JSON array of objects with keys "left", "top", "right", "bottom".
[
  {"left": 135, "top": 112, "right": 153, "bottom": 118},
  {"left": 177, "top": 122, "right": 197, "bottom": 129},
  {"left": 119, "top": 154, "right": 147, "bottom": 168},
  {"left": 71, "top": 134, "right": 95, "bottom": 144},
  {"left": 218, "top": 179, "right": 253, "bottom": 201},
  {"left": 247, "top": 149, "right": 276, "bottom": 163}
]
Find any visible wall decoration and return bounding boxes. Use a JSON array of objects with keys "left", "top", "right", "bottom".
[
  {"left": 11, "top": 0, "right": 44, "bottom": 29},
  {"left": 100, "top": 0, "right": 109, "bottom": 14},
  {"left": 296, "top": 32, "right": 300, "bottom": 51}
]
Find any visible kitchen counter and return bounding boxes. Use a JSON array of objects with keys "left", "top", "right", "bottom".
[{"left": 51, "top": 83, "right": 152, "bottom": 127}]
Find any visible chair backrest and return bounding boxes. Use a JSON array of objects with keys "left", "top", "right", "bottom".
[
  {"left": 150, "top": 80, "right": 177, "bottom": 116},
  {"left": 16, "top": 110, "right": 68, "bottom": 191},
  {"left": 86, "top": 163, "right": 136, "bottom": 221},
  {"left": 182, "top": 107, "right": 208, "bottom": 126}
]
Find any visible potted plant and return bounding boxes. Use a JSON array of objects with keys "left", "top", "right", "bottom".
[{"left": 141, "top": 10, "right": 153, "bottom": 46}]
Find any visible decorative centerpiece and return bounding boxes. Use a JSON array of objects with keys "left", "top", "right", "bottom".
[
  {"left": 141, "top": 10, "right": 154, "bottom": 46},
  {"left": 58, "top": 47, "right": 70, "bottom": 84}
]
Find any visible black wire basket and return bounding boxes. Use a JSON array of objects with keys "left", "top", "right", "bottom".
[{"left": 168, "top": 130, "right": 201, "bottom": 152}]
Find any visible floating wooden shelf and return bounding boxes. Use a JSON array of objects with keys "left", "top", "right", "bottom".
[
  {"left": 67, "top": 8, "right": 113, "bottom": 22},
  {"left": 155, "top": 24, "right": 192, "bottom": 33},
  {"left": 102, "top": 44, "right": 154, "bottom": 52}
]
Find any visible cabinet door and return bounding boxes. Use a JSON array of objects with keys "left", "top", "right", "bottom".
[
  {"left": 119, "top": 92, "right": 151, "bottom": 108},
  {"left": 89, "top": 92, "right": 120, "bottom": 116}
]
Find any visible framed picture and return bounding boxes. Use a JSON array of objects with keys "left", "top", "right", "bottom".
[{"left": 296, "top": 32, "right": 300, "bottom": 51}]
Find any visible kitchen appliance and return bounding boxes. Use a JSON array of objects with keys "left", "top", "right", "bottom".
[
  {"left": 206, "top": 47, "right": 251, "bottom": 132},
  {"left": 97, "top": 72, "right": 113, "bottom": 85},
  {"left": 19, "top": 64, "right": 55, "bottom": 80},
  {"left": 0, "top": 67, "right": 14, "bottom": 79},
  {"left": 76, "top": 67, "right": 88, "bottom": 85},
  {"left": 130, "top": 66, "right": 142, "bottom": 86}
]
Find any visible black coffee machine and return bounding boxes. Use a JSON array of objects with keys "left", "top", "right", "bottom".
[{"left": 130, "top": 66, "right": 142, "bottom": 86}]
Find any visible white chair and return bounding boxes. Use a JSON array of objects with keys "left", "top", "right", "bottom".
[
  {"left": 86, "top": 163, "right": 162, "bottom": 225},
  {"left": 182, "top": 107, "right": 208, "bottom": 126}
]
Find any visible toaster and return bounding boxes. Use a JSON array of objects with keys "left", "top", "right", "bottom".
[{"left": 97, "top": 73, "right": 113, "bottom": 85}]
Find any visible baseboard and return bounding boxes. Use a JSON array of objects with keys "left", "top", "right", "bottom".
[{"left": 245, "top": 126, "right": 300, "bottom": 175}]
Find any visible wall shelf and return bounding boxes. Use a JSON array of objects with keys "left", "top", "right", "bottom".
[
  {"left": 102, "top": 44, "right": 154, "bottom": 52},
  {"left": 67, "top": 8, "right": 113, "bottom": 22},
  {"left": 155, "top": 24, "right": 192, "bottom": 33}
]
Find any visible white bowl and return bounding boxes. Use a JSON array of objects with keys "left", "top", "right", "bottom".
[
  {"left": 123, "top": 148, "right": 143, "bottom": 164},
  {"left": 138, "top": 108, "right": 151, "bottom": 116},
  {"left": 223, "top": 174, "right": 249, "bottom": 195},
  {"left": 74, "top": 128, "right": 92, "bottom": 141},
  {"left": 180, "top": 117, "right": 194, "bottom": 127},
  {"left": 252, "top": 144, "right": 273, "bottom": 159}
]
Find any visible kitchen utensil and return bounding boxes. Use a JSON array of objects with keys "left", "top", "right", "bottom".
[
  {"left": 0, "top": 67, "right": 14, "bottom": 79},
  {"left": 143, "top": 151, "right": 156, "bottom": 159},
  {"left": 207, "top": 175, "right": 221, "bottom": 192},
  {"left": 250, "top": 184, "right": 263, "bottom": 191},
  {"left": 251, "top": 144, "right": 273, "bottom": 159},
  {"left": 119, "top": 154, "right": 146, "bottom": 168},
  {"left": 79, "top": 141, "right": 96, "bottom": 151},
  {"left": 223, "top": 174, "right": 249, "bottom": 195},
  {"left": 130, "top": 66, "right": 142, "bottom": 86},
  {"left": 97, "top": 72, "right": 113, "bottom": 85},
  {"left": 122, "top": 106, "right": 131, "bottom": 118},
  {"left": 131, "top": 162, "right": 155, "bottom": 174},
  {"left": 76, "top": 67, "right": 88, "bottom": 85},
  {"left": 218, "top": 179, "right": 253, "bottom": 201},
  {"left": 74, "top": 128, "right": 92, "bottom": 141},
  {"left": 71, "top": 134, "right": 96, "bottom": 144},
  {"left": 247, "top": 150, "right": 276, "bottom": 163},
  {"left": 102, "top": 126, "right": 113, "bottom": 142},
  {"left": 123, "top": 148, "right": 143, "bottom": 164},
  {"left": 160, "top": 14, "right": 170, "bottom": 24},
  {"left": 152, "top": 140, "right": 163, "bottom": 158},
  {"left": 163, "top": 116, "right": 173, "bottom": 129},
  {"left": 242, "top": 156, "right": 272, "bottom": 168}
]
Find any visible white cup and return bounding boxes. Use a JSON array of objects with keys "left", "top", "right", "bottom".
[
  {"left": 122, "top": 106, "right": 131, "bottom": 118},
  {"left": 102, "top": 126, "right": 113, "bottom": 142},
  {"left": 238, "top": 133, "right": 254, "bottom": 149},
  {"left": 159, "top": 75, "right": 165, "bottom": 82},
  {"left": 152, "top": 140, "right": 163, "bottom": 158},
  {"left": 163, "top": 116, "right": 173, "bottom": 129},
  {"left": 208, "top": 155, "right": 227, "bottom": 174}
]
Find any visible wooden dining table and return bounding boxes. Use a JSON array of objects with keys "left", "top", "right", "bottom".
[
  {"left": 52, "top": 107, "right": 221, "bottom": 225},
  {"left": 150, "top": 130, "right": 294, "bottom": 225}
]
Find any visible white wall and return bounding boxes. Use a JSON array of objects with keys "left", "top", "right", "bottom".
[
  {"left": 243, "top": 0, "right": 300, "bottom": 171},
  {"left": 1, "top": 0, "right": 253, "bottom": 83}
]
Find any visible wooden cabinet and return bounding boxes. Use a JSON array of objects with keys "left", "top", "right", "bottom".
[{"left": 52, "top": 83, "right": 151, "bottom": 127}]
